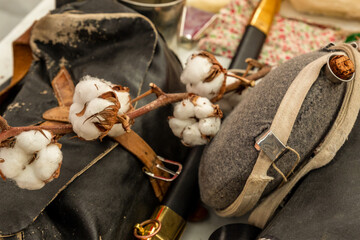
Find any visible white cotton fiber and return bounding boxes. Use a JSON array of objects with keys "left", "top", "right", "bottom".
[
  {"left": 194, "top": 97, "right": 214, "bottom": 119},
  {"left": 70, "top": 77, "right": 134, "bottom": 141},
  {"left": 15, "top": 130, "right": 52, "bottom": 154},
  {"left": 198, "top": 117, "right": 221, "bottom": 136},
  {"left": 85, "top": 98, "right": 113, "bottom": 117},
  {"left": 186, "top": 72, "right": 225, "bottom": 99},
  {"left": 181, "top": 55, "right": 212, "bottom": 85},
  {"left": 173, "top": 99, "right": 195, "bottom": 119},
  {"left": 182, "top": 123, "right": 208, "bottom": 146},
  {"left": 33, "top": 144, "right": 62, "bottom": 181},
  {"left": 169, "top": 117, "right": 197, "bottom": 138},
  {"left": 73, "top": 76, "right": 113, "bottom": 104},
  {"left": 70, "top": 98, "right": 114, "bottom": 140},
  {"left": 13, "top": 166, "right": 45, "bottom": 190},
  {"left": 72, "top": 115, "right": 101, "bottom": 140},
  {"left": 0, "top": 147, "right": 28, "bottom": 178},
  {"left": 107, "top": 124, "right": 126, "bottom": 137},
  {"left": 68, "top": 102, "right": 83, "bottom": 123},
  {"left": 115, "top": 91, "right": 131, "bottom": 114}
]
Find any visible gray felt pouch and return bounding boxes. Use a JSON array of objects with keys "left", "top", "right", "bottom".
[{"left": 199, "top": 42, "right": 360, "bottom": 228}]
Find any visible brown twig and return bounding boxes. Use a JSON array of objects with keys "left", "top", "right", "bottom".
[
  {"left": 130, "top": 83, "right": 165, "bottom": 104},
  {"left": 127, "top": 92, "right": 192, "bottom": 120},
  {"left": 225, "top": 65, "right": 272, "bottom": 93},
  {"left": 227, "top": 73, "right": 255, "bottom": 87},
  {"left": 0, "top": 124, "right": 73, "bottom": 144},
  {"left": 242, "top": 58, "right": 261, "bottom": 77},
  {"left": 246, "top": 65, "right": 272, "bottom": 80}
]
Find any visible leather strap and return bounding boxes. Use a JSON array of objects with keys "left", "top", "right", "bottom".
[
  {"left": 0, "top": 24, "right": 34, "bottom": 105},
  {"left": 114, "top": 132, "right": 170, "bottom": 201},
  {"left": 43, "top": 67, "right": 169, "bottom": 201},
  {"left": 43, "top": 67, "right": 74, "bottom": 122}
]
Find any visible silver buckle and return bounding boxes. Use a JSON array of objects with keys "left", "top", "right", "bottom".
[
  {"left": 255, "top": 130, "right": 287, "bottom": 161},
  {"left": 144, "top": 156, "right": 182, "bottom": 182}
]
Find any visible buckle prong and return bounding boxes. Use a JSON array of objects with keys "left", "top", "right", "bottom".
[{"left": 144, "top": 156, "right": 182, "bottom": 182}]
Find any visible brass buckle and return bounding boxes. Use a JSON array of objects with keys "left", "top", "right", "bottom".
[
  {"left": 144, "top": 156, "right": 182, "bottom": 182},
  {"left": 134, "top": 219, "right": 161, "bottom": 239}
]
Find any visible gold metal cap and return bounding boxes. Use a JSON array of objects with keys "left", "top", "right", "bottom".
[{"left": 249, "top": 0, "right": 281, "bottom": 35}]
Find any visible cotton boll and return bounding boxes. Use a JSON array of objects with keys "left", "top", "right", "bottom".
[
  {"left": 107, "top": 124, "right": 126, "bottom": 137},
  {"left": 85, "top": 98, "right": 114, "bottom": 117},
  {"left": 68, "top": 102, "right": 84, "bottom": 123},
  {"left": 13, "top": 166, "right": 45, "bottom": 190},
  {"left": 169, "top": 117, "right": 197, "bottom": 138},
  {"left": 181, "top": 55, "right": 212, "bottom": 85},
  {"left": 69, "top": 98, "right": 114, "bottom": 140},
  {"left": 32, "top": 144, "right": 62, "bottom": 181},
  {"left": 0, "top": 147, "right": 29, "bottom": 178},
  {"left": 72, "top": 115, "right": 101, "bottom": 140},
  {"left": 182, "top": 123, "right": 208, "bottom": 146},
  {"left": 198, "top": 117, "right": 221, "bottom": 136},
  {"left": 194, "top": 97, "right": 215, "bottom": 119},
  {"left": 186, "top": 73, "right": 225, "bottom": 99},
  {"left": 73, "top": 76, "right": 113, "bottom": 104},
  {"left": 115, "top": 91, "right": 131, "bottom": 114},
  {"left": 173, "top": 99, "right": 195, "bottom": 119},
  {"left": 15, "top": 130, "right": 52, "bottom": 155}
]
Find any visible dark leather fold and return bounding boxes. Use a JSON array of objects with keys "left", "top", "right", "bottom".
[{"left": 0, "top": 0, "right": 187, "bottom": 239}]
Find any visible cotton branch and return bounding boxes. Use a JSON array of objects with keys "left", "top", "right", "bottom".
[
  {"left": 0, "top": 122, "right": 72, "bottom": 144},
  {"left": 225, "top": 64, "right": 272, "bottom": 92},
  {"left": 127, "top": 84, "right": 192, "bottom": 120}
]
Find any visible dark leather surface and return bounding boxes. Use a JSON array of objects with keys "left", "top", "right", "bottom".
[
  {"left": 209, "top": 223, "right": 261, "bottom": 240},
  {"left": 0, "top": 0, "right": 188, "bottom": 239},
  {"left": 259, "top": 115, "right": 360, "bottom": 239}
]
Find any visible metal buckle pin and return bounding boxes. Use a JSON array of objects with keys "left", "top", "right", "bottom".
[{"left": 144, "top": 156, "right": 182, "bottom": 182}]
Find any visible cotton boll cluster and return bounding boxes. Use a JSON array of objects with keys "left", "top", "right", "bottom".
[
  {"left": 169, "top": 96, "right": 222, "bottom": 146},
  {"left": 0, "top": 130, "right": 62, "bottom": 190},
  {"left": 69, "top": 76, "right": 132, "bottom": 141},
  {"left": 181, "top": 52, "right": 226, "bottom": 101}
]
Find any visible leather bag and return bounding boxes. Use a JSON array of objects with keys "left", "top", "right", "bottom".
[{"left": 0, "top": 0, "right": 188, "bottom": 239}]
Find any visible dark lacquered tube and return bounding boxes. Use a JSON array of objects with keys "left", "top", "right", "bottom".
[
  {"left": 149, "top": 146, "right": 204, "bottom": 240},
  {"left": 162, "top": 146, "right": 204, "bottom": 218},
  {"left": 229, "top": 25, "right": 266, "bottom": 70},
  {"left": 229, "top": 0, "right": 281, "bottom": 70}
]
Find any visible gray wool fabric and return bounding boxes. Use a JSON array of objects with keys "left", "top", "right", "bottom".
[{"left": 199, "top": 50, "right": 347, "bottom": 210}]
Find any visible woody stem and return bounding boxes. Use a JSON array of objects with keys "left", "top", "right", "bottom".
[
  {"left": 0, "top": 123, "right": 73, "bottom": 144},
  {"left": 130, "top": 83, "right": 166, "bottom": 104},
  {"left": 127, "top": 92, "right": 192, "bottom": 120},
  {"left": 225, "top": 65, "right": 272, "bottom": 93}
]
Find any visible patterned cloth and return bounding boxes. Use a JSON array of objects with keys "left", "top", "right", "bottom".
[{"left": 198, "top": 0, "right": 347, "bottom": 66}]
